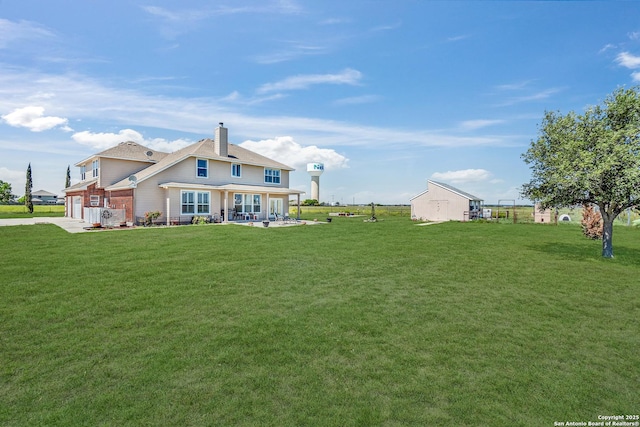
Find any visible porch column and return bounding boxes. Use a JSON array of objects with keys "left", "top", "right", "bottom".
[
  {"left": 297, "top": 194, "right": 301, "bottom": 219},
  {"left": 224, "top": 190, "right": 229, "bottom": 223},
  {"left": 166, "top": 197, "right": 170, "bottom": 226},
  {"left": 266, "top": 193, "right": 270, "bottom": 220}
]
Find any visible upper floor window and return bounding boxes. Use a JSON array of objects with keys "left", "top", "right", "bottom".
[
  {"left": 92, "top": 159, "right": 99, "bottom": 178},
  {"left": 80, "top": 165, "right": 86, "bottom": 180},
  {"left": 232, "top": 163, "right": 241, "bottom": 178},
  {"left": 196, "top": 159, "right": 208, "bottom": 178},
  {"left": 264, "top": 168, "right": 281, "bottom": 184}
]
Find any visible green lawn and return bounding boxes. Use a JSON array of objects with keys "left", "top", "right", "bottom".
[
  {"left": 0, "top": 218, "right": 638, "bottom": 426},
  {"left": 0, "top": 204, "right": 64, "bottom": 218}
]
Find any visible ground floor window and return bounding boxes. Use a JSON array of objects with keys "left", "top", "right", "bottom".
[
  {"left": 234, "top": 193, "right": 261, "bottom": 213},
  {"left": 182, "top": 190, "right": 210, "bottom": 215}
]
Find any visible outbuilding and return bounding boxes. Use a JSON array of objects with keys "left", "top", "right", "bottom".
[{"left": 410, "top": 180, "right": 483, "bottom": 221}]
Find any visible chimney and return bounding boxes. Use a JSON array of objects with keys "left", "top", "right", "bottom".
[{"left": 214, "top": 122, "right": 228, "bottom": 157}]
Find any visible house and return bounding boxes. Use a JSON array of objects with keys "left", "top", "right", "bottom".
[
  {"left": 63, "top": 123, "right": 305, "bottom": 224},
  {"left": 410, "top": 180, "right": 483, "bottom": 221},
  {"left": 31, "top": 189, "right": 60, "bottom": 204}
]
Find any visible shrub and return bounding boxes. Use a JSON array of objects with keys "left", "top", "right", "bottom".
[
  {"left": 144, "top": 211, "right": 162, "bottom": 226},
  {"left": 581, "top": 204, "right": 603, "bottom": 240}
]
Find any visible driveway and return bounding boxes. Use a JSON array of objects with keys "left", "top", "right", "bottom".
[{"left": 0, "top": 217, "right": 89, "bottom": 233}]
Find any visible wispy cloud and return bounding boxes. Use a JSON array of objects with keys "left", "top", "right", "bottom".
[
  {"left": 257, "top": 68, "right": 362, "bottom": 94},
  {"left": 431, "top": 169, "right": 492, "bottom": 184},
  {"left": 459, "top": 119, "right": 505, "bottom": 131},
  {"left": 333, "top": 95, "right": 380, "bottom": 106},
  {"left": 447, "top": 34, "right": 470, "bottom": 42},
  {"left": 496, "top": 87, "right": 564, "bottom": 107},
  {"left": 0, "top": 66, "right": 515, "bottom": 151},
  {"left": 370, "top": 20, "right": 402, "bottom": 32},
  {"left": 142, "top": 2, "right": 303, "bottom": 38},
  {"left": 253, "top": 43, "right": 330, "bottom": 64},
  {"left": 615, "top": 51, "right": 640, "bottom": 69},
  {"left": 0, "top": 18, "right": 56, "bottom": 49}
]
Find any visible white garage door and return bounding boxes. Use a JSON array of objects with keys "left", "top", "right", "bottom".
[{"left": 73, "top": 196, "right": 82, "bottom": 219}]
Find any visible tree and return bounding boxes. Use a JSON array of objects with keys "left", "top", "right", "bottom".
[
  {"left": 0, "top": 180, "right": 12, "bottom": 204},
  {"left": 65, "top": 165, "right": 71, "bottom": 188},
  {"left": 25, "top": 163, "right": 33, "bottom": 214},
  {"left": 521, "top": 87, "right": 640, "bottom": 258}
]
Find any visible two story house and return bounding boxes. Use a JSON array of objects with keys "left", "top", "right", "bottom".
[{"left": 63, "top": 123, "right": 304, "bottom": 224}]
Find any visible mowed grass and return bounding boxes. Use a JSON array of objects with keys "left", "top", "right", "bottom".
[
  {"left": 0, "top": 218, "right": 638, "bottom": 426},
  {"left": 0, "top": 205, "right": 64, "bottom": 218}
]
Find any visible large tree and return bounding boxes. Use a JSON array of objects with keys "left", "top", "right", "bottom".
[
  {"left": 0, "top": 180, "right": 13, "bottom": 204},
  {"left": 521, "top": 87, "right": 640, "bottom": 258},
  {"left": 25, "top": 163, "right": 33, "bottom": 214}
]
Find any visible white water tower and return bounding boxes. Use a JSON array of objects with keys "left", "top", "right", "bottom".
[{"left": 306, "top": 163, "right": 324, "bottom": 202}]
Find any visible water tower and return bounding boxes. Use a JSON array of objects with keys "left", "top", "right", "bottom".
[{"left": 306, "top": 163, "right": 324, "bottom": 202}]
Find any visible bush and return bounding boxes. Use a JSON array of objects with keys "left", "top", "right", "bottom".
[
  {"left": 581, "top": 205, "right": 603, "bottom": 240},
  {"left": 144, "top": 211, "right": 162, "bottom": 226}
]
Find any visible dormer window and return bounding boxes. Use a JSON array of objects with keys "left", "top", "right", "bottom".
[
  {"left": 232, "top": 163, "right": 241, "bottom": 178},
  {"left": 92, "top": 159, "right": 99, "bottom": 178},
  {"left": 196, "top": 159, "right": 208, "bottom": 178},
  {"left": 80, "top": 165, "right": 86, "bottom": 180}
]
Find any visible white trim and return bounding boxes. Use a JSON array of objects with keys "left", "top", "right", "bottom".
[
  {"left": 180, "top": 190, "right": 211, "bottom": 215},
  {"left": 196, "top": 158, "right": 208, "bottom": 178},
  {"left": 231, "top": 163, "right": 241, "bottom": 178}
]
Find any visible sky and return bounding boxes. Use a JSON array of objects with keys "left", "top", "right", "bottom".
[{"left": 1, "top": 1, "right": 640, "bottom": 205}]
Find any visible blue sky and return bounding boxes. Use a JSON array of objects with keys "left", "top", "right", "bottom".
[{"left": 1, "top": 1, "right": 640, "bottom": 204}]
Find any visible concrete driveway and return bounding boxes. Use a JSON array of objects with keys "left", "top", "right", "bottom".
[{"left": 0, "top": 217, "right": 89, "bottom": 233}]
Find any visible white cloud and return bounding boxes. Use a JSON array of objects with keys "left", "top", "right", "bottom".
[
  {"left": 239, "top": 136, "right": 349, "bottom": 171},
  {"left": 1, "top": 106, "right": 69, "bottom": 132},
  {"left": 0, "top": 19, "right": 55, "bottom": 49},
  {"left": 459, "top": 119, "right": 505, "bottom": 130},
  {"left": 253, "top": 43, "right": 329, "bottom": 64},
  {"left": 0, "top": 167, "right": 24, "bottom": 188},
  {"left": 72, "top": 129, "right": 191, "bottom": 152},
  {"left": 257, "top": 68, "right": 362, "bottom": 94},
  {"left": 632, "top": 71, "right": 640, "bottom": 82},
  {"left": 615, "top": 51, "right": 640, "bottom": 69},
  {"left": 333, "top": 95, "right": 380, "bottom": 106},
  {"left": 431, "top": 169, "right": 492, "bottom": 184}
]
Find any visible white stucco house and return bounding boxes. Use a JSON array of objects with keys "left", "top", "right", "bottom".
[
  {"left": 63, "top": 123, "right": 305, "bottom": 224},
  {"left": 410, "top": 180, "right": 484, "bottom": 221}
]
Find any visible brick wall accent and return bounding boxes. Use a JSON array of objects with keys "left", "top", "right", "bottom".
[{"left": 108, "top": 189, "right": 134, "bottom": 222}]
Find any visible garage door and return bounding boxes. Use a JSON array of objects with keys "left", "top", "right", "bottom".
[{"left": 73, "top": 196, "right": 82, "bottom": 219}]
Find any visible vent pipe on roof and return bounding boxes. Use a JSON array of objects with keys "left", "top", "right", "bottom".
[{"left": 214, "top": 122, "right": 228, "bottom": 157}]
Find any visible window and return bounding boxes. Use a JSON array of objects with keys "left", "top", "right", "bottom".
[
  {"left": 90, "top": 195, "right": 100, "bottom": 207},
  {"left": 233, "top": 193, "right": 261, "bottom": 214},
  {"left": 80, "top": 165, "right": 86, "bottom": 180},
  {"left": 181, "top": 191, "right": 210, "bottom": 215},
  {"left": 181, "top": 191, "right": 195, "bottom": 214},
  {"left": 264, "top": 168, "right": 281, "bottom": 184},
  {"left": 197, "top": 192, "right": 210, "bottom": 214},
  {"left": 92, "top": 160, "right": 99, "bottom": 178},
  {"left": 196, "top": 159, "right": 208, "bottom": 178},
  {"left": 232, "top": 163, "right": 241, "bottom": 178}
]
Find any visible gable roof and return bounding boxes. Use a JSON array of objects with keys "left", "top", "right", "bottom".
[
  {"left": 106, "top": 138, "right": 295, "bottom": 191},
  {"left": 32, "top": 189, "right": 57, "bottom": 197},
  {"left": 75, "top": 141, "right": 168, "bottom": 166},
  {"left": 428, "top": 180, "right": 483, "bottom": 201}
]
